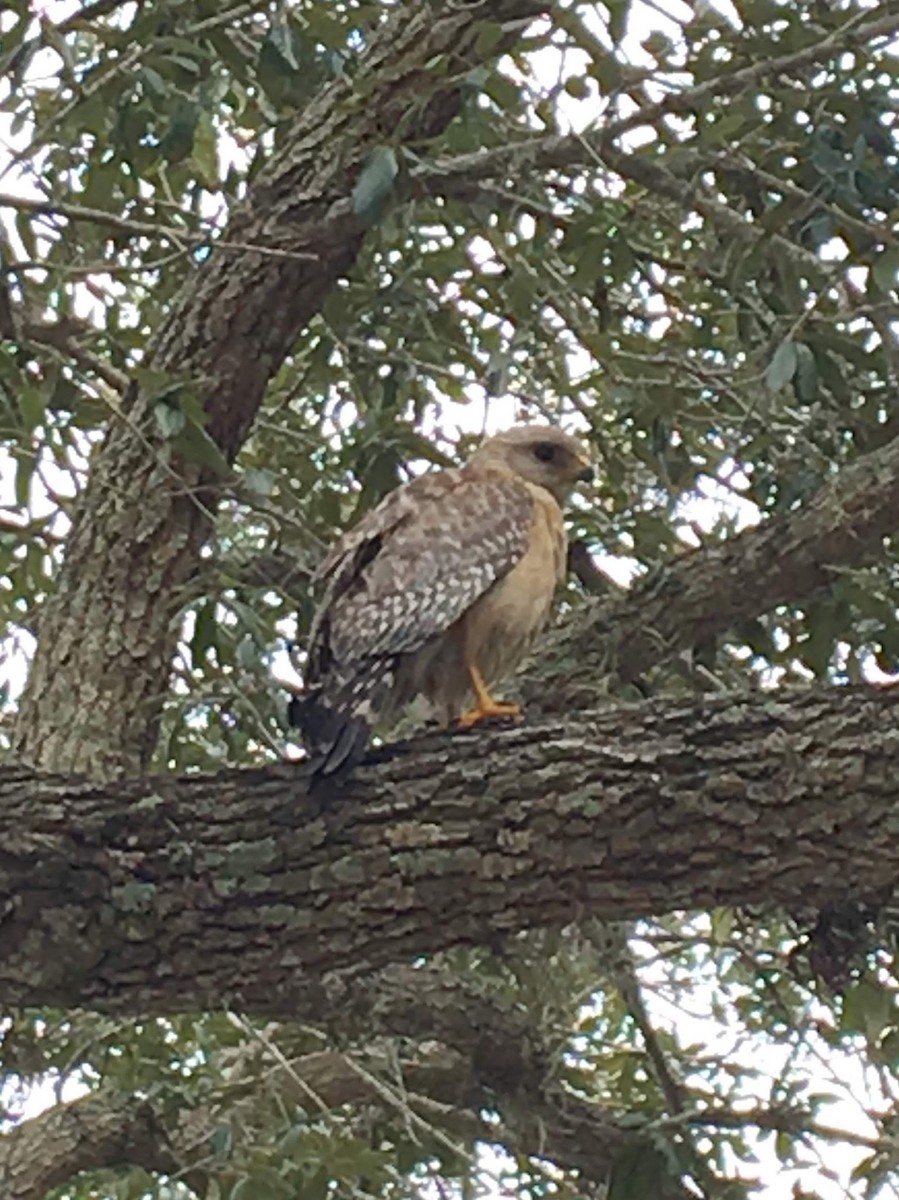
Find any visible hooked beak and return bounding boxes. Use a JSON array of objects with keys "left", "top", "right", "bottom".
[{"left": 576, "top": 457, "right": 595, "bottom": 484}]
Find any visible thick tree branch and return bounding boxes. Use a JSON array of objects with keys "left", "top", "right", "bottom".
[
  {"left": 0, "top": 1093, "right": 174, "bottom": 1200},
  {"left": 12, "top": 0, "right": 547, "bottom": 777},
  {"left": 1, "top": 687, "right": 897, "bottom": 1018},
  {"left": 4, "top": 681, "right": 891, "bottom": 1198},
  {"left": 521, "top": 428, "right": 899, "bottom": 710}
]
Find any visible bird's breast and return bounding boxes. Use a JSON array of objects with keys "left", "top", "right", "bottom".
[{"left": 461, "top": 487, "right": 566, "bottom": 684}]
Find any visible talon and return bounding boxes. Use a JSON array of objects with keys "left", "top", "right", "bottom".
[
  {"left": 456, "top": 663, "right": 522, "bottom": 729},
  {"left": 457, "top": 700, "right": 522, "bottom": 729}
]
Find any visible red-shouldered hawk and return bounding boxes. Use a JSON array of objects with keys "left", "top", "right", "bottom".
[{"left": 291, "top": 425, "right": 594, "bottom": 775}]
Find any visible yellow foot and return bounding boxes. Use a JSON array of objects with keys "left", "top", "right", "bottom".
[
  {"left": 456, "top": 699, "right": 522, "bottom": 729},
  {"left": 456, "top": 662, "right": 523, "bottom": 729}
]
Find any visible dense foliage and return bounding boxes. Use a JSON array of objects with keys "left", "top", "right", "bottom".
[{"left": 1, "top": 0, "right": 898, "bottom": 1197}]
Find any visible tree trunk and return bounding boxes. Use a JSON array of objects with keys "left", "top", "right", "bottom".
[{"left": 11, "top": 0, "right": 547, "bottom": 778}]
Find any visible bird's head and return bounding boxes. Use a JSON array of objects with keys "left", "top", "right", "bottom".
[{"left": 470, "top": 424, "right": 595, "bottom": 505}]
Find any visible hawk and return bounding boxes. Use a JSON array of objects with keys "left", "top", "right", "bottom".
[{"left": 291, "top": 424, "right": 594, "bottom": 775}]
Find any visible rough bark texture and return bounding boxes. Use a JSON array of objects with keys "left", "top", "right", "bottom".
[
  {"left": 7, "top": 8, "right": 899, "bottom": 1198},
  {"left": 2, "top": 687, "right": 897, "bottom": 1017},
  {"left": 520, "top": 428, "right": 899, "bottom": 710},
  {"left": 11, "top": 0, "right": 547, "bottom": 778},
  {"left": 0, "top": 1094, "right": 173, "bottom": 1200}
]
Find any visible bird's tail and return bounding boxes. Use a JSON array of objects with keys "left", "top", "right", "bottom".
[{"left": 288, "top": 658, "right": 396, "bottom": 777}]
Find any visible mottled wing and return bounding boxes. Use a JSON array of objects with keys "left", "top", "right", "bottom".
[
  {"left": 293, "top": 468, "right": 535, "bottom": 776},
  {"left": 305, "top": 467, "right": 469, "bottom": 658}
]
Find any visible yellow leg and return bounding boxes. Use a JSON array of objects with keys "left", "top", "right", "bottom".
[{"left": 456, "top": 663, "right": 522, "bottom": 729}]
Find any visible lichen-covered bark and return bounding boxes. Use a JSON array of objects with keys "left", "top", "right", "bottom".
[
  {"left": 522, "top": 428, "right": 899, "bottom": 711},
  {"left": 11, "top": 0, "right": 547, "bottom": 778},
  {"left": 0, "top": 1093, "right": 172, "bottom": 1200},
  {"left": 2, "top": 687, "right": 896, "bottom": 1017}
]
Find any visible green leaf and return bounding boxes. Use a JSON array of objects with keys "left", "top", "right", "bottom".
[
  {"left": 229, "top": 598, "right": 274, "bottom": 645},
  {"left": 14, "top": 210, "right": 37, "bottom": 259},
  {"left": 154, "top": 399, "right": 186, "bottom": 439},
  {"left": 243, "top": 467, "right": 275, "bottom": 496},
  {"left": 192, "top": 111, "right": 218, "bottom": 189},
  {"left": 140, "top": 66, "right": 168, "bottom": 99},
  {"left": 792, "top": 342, "right": 818, "bottom": 404},
  {"left": 840, "top": 977, "right": 895, "bottom": 1043},
  {"left": 160, "top": 99, "right": 199, "bottom": 165},
  {"left": 774, "top": 1130, "right": 794, "bottom": 1164},
  {"left": 474, "top": 23, "right": 505, "bottom": 57},
  {"left": 133, "top": 368, "right": 187, "bottom": 405},
  {"left": 591, "top": 53, "right": 622, "bottom": 93},
  {"left": 209, "top": 1123, "right": 232, "bottom": 1159},
  {"left": 268, "top": 19, "right": 299, "bottom": 71},
  {"left": 608, "top": 1138, "right": 671, "bottom": 1200},
  {"left": 17, "top": 385, "right": 46, "bottom": 432},
  {"left": 765, "top": 339, "right": 798, "bottom": 393},
  {"left": 710, "top": 906, "right": 735, "bottom": 943},
  {"left": 485, "top": 73, "right": 521, "bottom": 113},
  {"left": 13, "top": 449, "right": 33, "bottom": 509},
  {"left": 352, "top": 145, "right": 399, "bottom": 225},
  {"left": 703, "top": 110, "right": 746, "bottom": 145},
  {"left": 461, "top": 64, "right": 489, "bottom": 97},
  {"left": 191, "top": 600, "right": 218, "bottom": 666},
  {"left": 608, "top": 0, "right": 632, "bottom": 46},
  {"left": 872, "top": 246, "right": 899, "bottom": 295},
  {"left": 173, "top": 418, "right": 231, "bottom": 476},
  {"left": 801, "top": 599, "right": 839, "bottom": 676},
  {"left": 236, "top": 634, "right": 258, "bottom": 669},
  {"left": 564, "top": 73, "right": 592, "bottom": 100}
]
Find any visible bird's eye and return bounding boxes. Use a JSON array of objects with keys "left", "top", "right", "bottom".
[{"left": 533, "top": 442, "right": 556, "bottom": 463}]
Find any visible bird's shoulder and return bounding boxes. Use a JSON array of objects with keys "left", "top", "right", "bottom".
[
  {"left": 315, "top": 463, "right": 534, "bottom": 583},
  {"left": 312, "top": 466, "right": 462, "bottom": 583}
]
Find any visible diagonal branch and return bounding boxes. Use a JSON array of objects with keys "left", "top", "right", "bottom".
[
  {"left": 425, "top": 136, "right": 831, "bottom": 278},
  {"left": 522, "top": 428, "right": 899, "bottom": 710},
  {"left": 0, "top": 1093, "right": 175, "bottom": 1200},
  {"left": 598, "top": 6, "right": 899, "bottom": 148}
]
